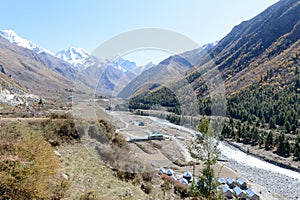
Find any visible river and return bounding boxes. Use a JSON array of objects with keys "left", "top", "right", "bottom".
[
  {"left": 109, "top": 112, "right": 300, "bottom": 199},
  {"left": 148, "top": 115, "right": 300, "bottom": 199}
]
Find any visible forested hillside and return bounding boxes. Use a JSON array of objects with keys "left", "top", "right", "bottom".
[{"left": 126, "top": 0, "right": 300, "bottom": 162}]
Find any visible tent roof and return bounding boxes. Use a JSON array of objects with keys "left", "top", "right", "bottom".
[
  {"left": 233, "top": 186, "right": 243, "bottom": 195},
  {"left": 222, "top": 185, "right": 230, "bottom": 193},
  {"left": 179, "top": 178, "right": 188, "bottom": 185},
  {"left": 237, "top": 177, "right": 246, "bottom": 185},
  {"left": 159, "top": 167, "right": 165, "bottom": 173},
  {"left": 165, "top": 168, "right": 174, "bottom": 175},
  {"left": 227, "top": 177, "right": 234, "bottom": 184},
  {"left": 218, "top": 177, "right": 226, "bottom": 184},
  {"left": 183, "top": 171, "right": 192, "bottom": 177},
  {"left": 246, "top": 188, "right": 257, "bottom": 197}
]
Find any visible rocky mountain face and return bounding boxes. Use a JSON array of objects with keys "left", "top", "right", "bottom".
[
  {"left": 56, "top": 47, "right": 90, "bottom": 68},
  {"left": 118, "top": 42, "right": 218, "bottom": 98},
  {"left": 191, "top": 0, "right": 300, "bottom": 94},
  {"left": 122, "top": 0, "right": 300, "bottom": 99},
  {"left": 55, "top": 47, "right": 147, "bottom": 96},
  {"left": 72, "top": 56, "right": 137, "bottom": 96},
  {"left": 0, "top": 30, "right": 149, "bottom": 97},
  {"left": 0, "top": 30, "right": 77, "bottom": 81},
  {"left": 0, "top": 37, "right": 90, "bottom": 102}
]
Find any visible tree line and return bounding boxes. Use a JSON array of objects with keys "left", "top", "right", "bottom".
[{"left": 128, "top": 78, "right": 300, "bottom": 160}]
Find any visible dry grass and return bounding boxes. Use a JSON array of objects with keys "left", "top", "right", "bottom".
[
  {"left": 0, "top": 107, "right": 197, "bottom": 199},
  {"left": 0, "top": 122, "right": 65, "bottom": 199},
  {"left": 58, "top": 143, "right": 149, "bottom": 200}
]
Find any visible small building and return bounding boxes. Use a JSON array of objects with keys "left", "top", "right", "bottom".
[
  {"left": 138, "top": 121, "right": 145, "bottom": 126},
  {"left": 158, "top": 167, "right": 165, "bottom": 174},
  {"left": 148, "top": 132, "right": 164, "bottom": 140},
  {"left": 129, "top": 137, "right": 148, "bottom": 142},
  {"left": 165, "top": 168, "right": 174, "bottom": 176},
  {"left": 233, "top": 186, "right": 247, "bottom": 200},
  {"left": 236, "top": 178, "right": 247, "bottom": 189},
  {"left": 226, "top": 177, "right": 235, "bottom": 188},
  {"left": 221, "top": 185, "right": 233, "bottom": 199},
  {"left": 179, "top": 178, "right": 189, "bottom": 185},
  {"left": 246, "top": 188, "right": 260, "bottom": 200},
  {"left": 183, "top": 171, "right": 192, "bottom": 182},
  {"left": 217, "top": 177, "right": 226, "bottom": 185}
]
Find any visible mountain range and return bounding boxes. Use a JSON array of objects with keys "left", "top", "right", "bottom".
[
  {"left": 118, "top": 41, "right": 218, "bottom": 98},
  {"left": 0, "top": 29, "right": 53, "bottom": 55},
  {"left": 0, "top": 36, "right": 80, "bottom": 102},
  {"left": 56, "top": 47, "right": 90, "bottom": 68},
  {"left": 1, "top": 0, "right": 299, "bottom": 104},
  {"left": 120, "top": 0, "right": 300, "bottom": 99},
  {"left": 0, "top": 30, "right": 156, "bottom": 99}
]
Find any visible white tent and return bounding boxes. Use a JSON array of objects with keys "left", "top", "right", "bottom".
[
  {"left": 158, "top": 167, "right": 165, "bottom": 174},
  {"left": 183, "top": 171, "right": 192, "bottom": 182},
  {"left": 183, "top": 171, "right": 192, "bottom": 178},
  {"left": 165, "top": 168, "right": 174, "bottom": 176},
  {"left": 179, "top": 178, "right": 189, "bottom": 185}
]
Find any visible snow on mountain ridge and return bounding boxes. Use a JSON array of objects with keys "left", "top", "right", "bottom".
[
  {"left": 56, "top": 47, "right": 90, "bottom": 67},
  {"left": 0, "top": 29, "right": 53, "bottom": 55},
  {"left": 202, "top": 40, "right": 218, "bottom": 51}
]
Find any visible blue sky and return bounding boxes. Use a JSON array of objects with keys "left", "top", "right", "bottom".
[{"left": 0, "top": 0, "right": 279, "bottom": 64}]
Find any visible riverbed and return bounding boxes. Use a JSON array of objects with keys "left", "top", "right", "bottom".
[{"left": 108, "top": 111, "right": 300, "bottom": 200}]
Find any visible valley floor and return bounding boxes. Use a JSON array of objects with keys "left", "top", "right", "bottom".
[{"left": 105, "top": 109, "right": 291, "bottom": 200}]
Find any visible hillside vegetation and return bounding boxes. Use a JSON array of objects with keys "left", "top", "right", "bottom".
[{"left": 125, "top": 0, "right": 300, "bottom": 164}]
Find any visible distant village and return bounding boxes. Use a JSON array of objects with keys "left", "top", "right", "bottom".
[
  {"left": 159, "top": 167, "right": 260, "bottom": 200},
  {"left": 129, "top": 121, "right": 261, "bottom": 200}
]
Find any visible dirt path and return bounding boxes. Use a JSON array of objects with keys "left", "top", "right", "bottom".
[
  {"left": 108, "top": 111, "right": 242, "bottom": 177},
  {"left": 0, "top": 117, "right": 49, "bottom": 123}
]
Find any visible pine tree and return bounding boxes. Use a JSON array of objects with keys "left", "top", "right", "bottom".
[
  {"left": 293, "top": 135, "right": 300, "bottom": 161},
  {"left": 265, "top": 132, "right": 273, "bottom": 150}
]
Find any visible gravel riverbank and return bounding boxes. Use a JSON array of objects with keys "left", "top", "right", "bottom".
[
  {"left": 109, "top": 111, "right": 300, "bottom": 200},
  {"left": 220, "top": 142, "right": 300, "bottom": 200}
]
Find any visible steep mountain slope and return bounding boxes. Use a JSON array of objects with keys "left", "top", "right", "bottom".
[
  {"left": 127, "top": 0, "right": 300, "bottom": 99},
  {"left": 121, "top": 0, "right": 300, "bottom": 169},
  {"left": 0, "top": 30, "right": 77, "bottom": 81},
  {"left": 118, "top": 42, "right": 218, "bottom": 98},
  {"left": 119, "top": 41, "right": 218, "bottom": 98},
  {"left": 0, "top": 29, "right": 140, "bottom": 97},
  {"left": 37, "top": 52, "right": 77, "bottom": 80},
  {"left": 118, "top": 55, "right": 194, "bottom": 98},
  {"left": 121, "top": 0, "right": 300, "bottom": 125},
  {"left": 56, "top": 47, "right": 141, "bottom": 96},
  {"left": 113, "top": 57, "right": 138, "bottom": 72},
  {"left": 133, "top": 62, "right": 155, "bottom": 75},
  {"left": 0, "top": 29, "right": 53, "bottom": 55},
  {"left": 189, "top": 0, "right": 300, "bottom": 94},
  {"left": 75, "top": 56, "right": 137, "bottom": 96},
  {"left": 0, "top": 37, "right": 89, "bottom": 101}
]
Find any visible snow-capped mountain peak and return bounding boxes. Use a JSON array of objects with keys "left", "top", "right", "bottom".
[
  {"left": 0, "top": 29, "right": 53, "bottom": 55},
  {"left": 56, "top": 47, "right": 90, "bottom": 67},
  {"left": 112, "top": 57, "right": 138, "bottom": 73}
]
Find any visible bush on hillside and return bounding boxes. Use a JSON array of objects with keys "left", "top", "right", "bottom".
[{"left": 0, "top": 123, "right": 66, "bottom": 199}]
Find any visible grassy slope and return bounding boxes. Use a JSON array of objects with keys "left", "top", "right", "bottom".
[{"left": 59, "top": 143, "right": 148, "bottom": 200}]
